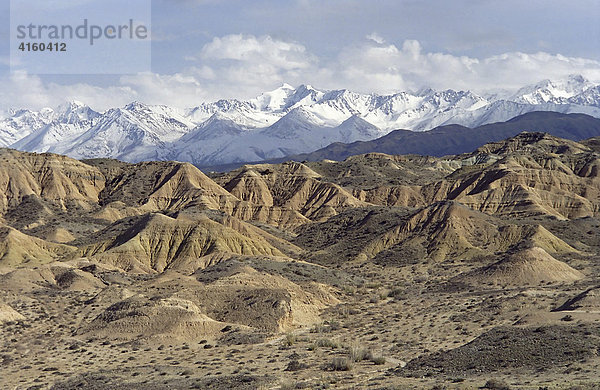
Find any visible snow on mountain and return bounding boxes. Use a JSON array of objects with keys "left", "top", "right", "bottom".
[
  {"left": 250, "top": 83, "right": 295, "bottom": 111},
  {"left": 364, "top": 90, "right": 490, "bottom": 131},
  {"left": 4, "top": 75, "right": 600, "bottom": 165},
  {"left": 261, "top": 106, "right": 327, "bottom": 139},
  {"left": 186, "top": 99, "right": 280, "bottom": 128},
  {"left": 568, "top": 85, "right": 600, "bottom": 107},
  {"left": 12, "top": 102, "right": 101, "bottom": 153},
  {"left": 251, "top": 83, "right": 325, "bottom": 112},
  {"left": 169, "top": 107, "right": 381, "bottom": 166},
  {"left": 52, "top": 101, "right": 194, "bottom": 161},
  {"left": 335, "top": 115, "right": 382, "bottom": 142},
  {"left": 55, "top": 101, "right": 101, "bottom": 123},
  {"left": 181, "top": 113, "right": 247, "bottom": 142},
  {"left": 0, "top": 108, "right": 55, "bottom": 147},
  {"left": 12, "top": 121, "right": 93, "bottom": 153},
  {"left": 510, "top": 74, "right": 596, "bottom": 105}
]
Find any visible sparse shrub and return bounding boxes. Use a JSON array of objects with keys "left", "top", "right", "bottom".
[
  {"left": 348, "top": 344, "right": 369, "bottom": 362},
  {"left": 342, "top": 286, "right": 356, "bottom": 295},
  {"left": 560, "top": 314, "right": 574, "bottom": 322},
  {"left": 311, "top": 322, "right": 330, "bottom": 334},
  {"left": 326, "top": 320, "right": 340, "bottom": 330},
  {"left": 369, "top": 355, "right": 386, "bottom": 365},
  {"left": 387, "top": 288, "right": 405, "bottom": 298},
  {"left": 280, "top": 380, "right": 299, "bottom": 390},
  {"left": 282, "top": 333, "right": 297, "bottom": 347},
  {"left": 330, "top": 357, "right": 353, "bottom": 371},
  {"left": 316, "top": 338, "right": 341, "bottom": 349},
  {"left": 483, "top": 379, "right": 511, "bottom": 390}
]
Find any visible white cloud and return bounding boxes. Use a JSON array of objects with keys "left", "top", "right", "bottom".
[
  {"left": 3, "top": 34, "right": 600, "bottom": 111},
  {"left": 317, "top": 38, "right": 600, "bottom": 93},
  {"left": 200, "top": 34, "right": 314, "bottom": 70},
  {"left": 0, "top": 71, "right": 136, "bottom": 111},
  {"left": 365, "top": 32, "right": 385, "bottom": 44},
  {"left": 119, "top": 72, "right": 209, "bottom": 107}
]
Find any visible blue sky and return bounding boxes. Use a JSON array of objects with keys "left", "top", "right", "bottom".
[{"left": 2, "top": 0, "right": 600, "bottom": 110}]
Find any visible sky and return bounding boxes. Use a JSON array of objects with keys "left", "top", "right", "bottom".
[{"left": 1, "top": 0, "right": 600, "bottom": 111}]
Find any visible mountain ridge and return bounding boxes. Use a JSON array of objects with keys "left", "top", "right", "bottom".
[
  {"left": 2, "top": 75, "right": 600, "bottom": 165},
  {"left": 275, "top": 111, "right": 600, "bottom": 165}
]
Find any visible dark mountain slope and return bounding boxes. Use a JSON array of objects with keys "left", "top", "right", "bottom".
[{"left": 280, "top": 111, "right": 600, "bottom": 162}]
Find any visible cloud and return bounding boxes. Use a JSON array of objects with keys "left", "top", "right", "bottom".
[
  {"left": 318, "top": 38, "right": 600, "bottom": 93},
  {"left": 3, "top": 34, "right": 600, "bottom": 111},
  {"left": 191, "top": 34, "right": 319, "bottom": 98},
  {"left": 365, "top": 32, "right": 385, "bottom": 44},
  {"left": 118, "top": 72, "right": 209, "bottom": 107},
  {"left": 201, "top": 35, "right": 310, "bottom": 66},
  {"left": 0, "top": 71, "right": 136, "bottom": 111}
]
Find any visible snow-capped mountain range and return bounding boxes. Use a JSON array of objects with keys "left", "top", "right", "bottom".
[{"left": 2, "top": 75, "right": 600, "bottom": 166}]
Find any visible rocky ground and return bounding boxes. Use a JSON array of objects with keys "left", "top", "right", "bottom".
[{"left": 1, "top": 132, "right": 600, "bottom": 389}]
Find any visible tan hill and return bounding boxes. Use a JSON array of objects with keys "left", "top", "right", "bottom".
[
  {"left": 79, "top": 213, "right": 286, "bottom": 273},
  {"left": 2, "top": 131, "right": 600, "bottom": 388},
  {"left": 93, "top": 160, "right": 237, "bottom": 211},
  {"left": 305, "top": 153, "right": 448, "bottom": 208},
  {"left": 0, "top": 149, "right": 105, "bottom": 214},
  {"left": 191, "top": 262, "right": 339, "bottom": 331},
  {"left": 217, "top": 161, "right": 368, "bottom": 221},
  {"left": 77, "top": 261, "right": 339, "bottom": 343},
  {"left": 306, "top": 153, "right": 451, "bottom": 189},
  {"left": 363, "top": 201, "right": 578, "bottom": 263},
  {"left": 581, "top": 136, "right": 600, "bottom": 153},
  {"left": 0, "top": 262, "right": 106, "bottom": 292},
  {"left": 223, "top": 168, "right": 275, "bottom": 206},
  {"left": 0, "top": 225, "right": 76, "bottom": 266},
  {"left": 471, "top": 131, "right": 593, "bottom": 156},
  {"left": 49, "top": 263, "right": 108, "bottom": 290},
  {"left": 423, "top": 133, "right": 600, "bottom": 220},
  {"left": 90, "top": 160, "right": 310, "bottom": 228},
  {"left": 0, "top": 302, "right": 24, "bottom": 323},
  {"left": 295, "top": 201, "right": 579, "bottom": 265},
  {"left": 456, "top": 247, "right": 584, "bottom": 286},
  {"left": 0, "top": 150, "right": 309, "bottom": 245},
  {"left": 79, "top": 295, "right": 235, "bottom": 342},
  {"left": 313, "top": 133, "right": 600, "bottom": 220}
]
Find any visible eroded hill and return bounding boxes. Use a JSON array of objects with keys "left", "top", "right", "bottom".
[{"left": 1, "top": 132, "right": 600, "bottom": 389}]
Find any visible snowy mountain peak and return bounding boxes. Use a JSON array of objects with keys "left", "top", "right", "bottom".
[
  {"left": 203, "top": 111, "right": 244, "bottom": 127},
  {"left": 567, "top": 74, "right": 588, "bottom": 85},
  {"left": 55, "top": 101, "right": 100, "bottom": 123},
  {"left": 124, "top": 101, "right": 150, "bottom": 112},
  {"left": 511, "top": 74, "right": 595, "bottom": 104},
  {"left": 415, "top": 87, "right": 436, "bottom": 97},
  {"left": 252, "top": 83, "right": 296, "bottom": 111},
  {"left": 3, "top": 76, "right": 600, "bottom": 165},
  {"left": 284, "top": 84, "right": 324, "bottom": 109},
  {"left": 56, "top": 100, "right": 85, "bottom": 111}
]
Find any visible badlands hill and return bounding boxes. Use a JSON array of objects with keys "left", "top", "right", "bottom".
[{"left": 1, "top": 131, "right": 600, "bottom": 389}]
